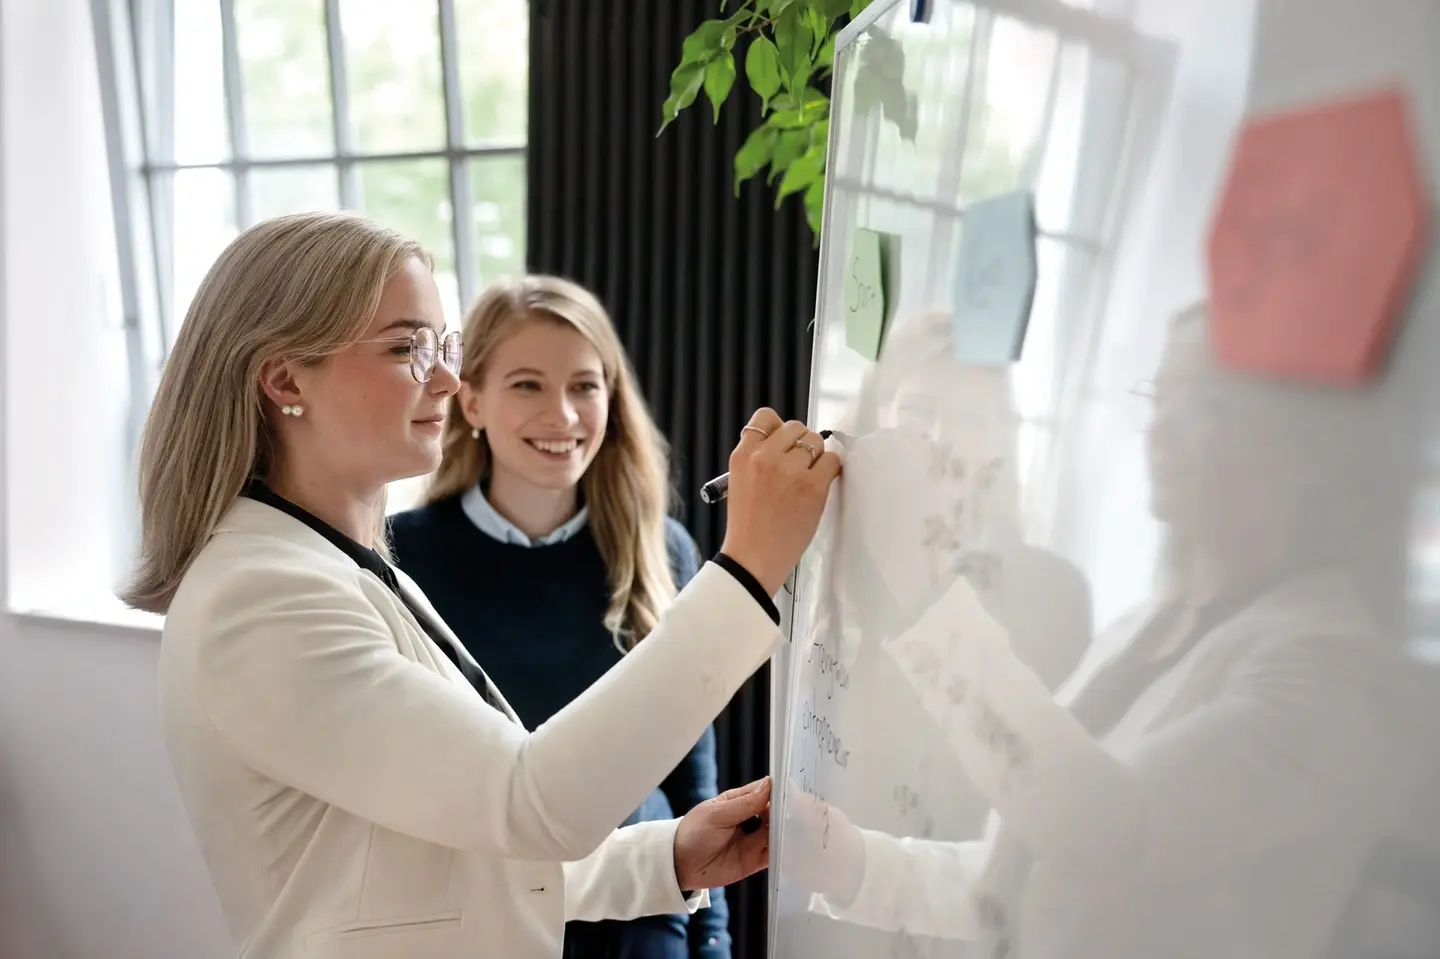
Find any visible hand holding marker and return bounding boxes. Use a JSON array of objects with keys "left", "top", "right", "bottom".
[
  {"left": 700, "top": 430, "right": 848, "bottom": 504},
  {"left": 705, "top": 430, "right": 848, "bottom": 834}
]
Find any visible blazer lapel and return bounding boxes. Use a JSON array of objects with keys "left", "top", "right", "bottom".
[
  {"left": 386, "top": 567, "right": 524, "bottom": 726},
  {"left": 218, "top": 496, "right": 524, "bottom": 725}
]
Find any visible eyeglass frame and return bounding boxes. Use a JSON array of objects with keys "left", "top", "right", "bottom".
[{"left": 353, "top": 327, "right": 464, "bottom": 383}]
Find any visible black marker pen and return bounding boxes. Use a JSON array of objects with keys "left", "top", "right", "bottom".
[{"left": 700, "top": 430, "right": 848, "bottom": 504}]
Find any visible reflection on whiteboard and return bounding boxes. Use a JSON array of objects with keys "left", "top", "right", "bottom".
[{"left": 769, "top": 2, "right": 1440, "bottom": 959}]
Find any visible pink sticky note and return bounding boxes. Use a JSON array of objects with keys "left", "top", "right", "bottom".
[{"left": 1206, "top": 87, "right": 1431, "bottom": 384}]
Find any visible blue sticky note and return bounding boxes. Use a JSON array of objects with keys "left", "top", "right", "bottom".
[{"left": 952, "top": 190, "right": 1038, "bottom": 365}]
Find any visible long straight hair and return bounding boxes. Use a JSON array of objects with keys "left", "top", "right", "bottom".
[
  {"left": 120, "top": 212, "right": 430, "bottom": 613},
  {"left": 426, "top": 275, "right": 675, "bottom": 649}
]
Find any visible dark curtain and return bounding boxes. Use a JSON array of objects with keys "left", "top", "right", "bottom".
[{"left": 527, "top": 1, "right": 819, "bottom": 954}]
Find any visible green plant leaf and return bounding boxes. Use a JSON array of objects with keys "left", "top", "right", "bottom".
[
  {"left": 811, "top": 117, "right": 830, "bottom": 150},
  {"left": 823, "top": 0, "right": 853, "bottom": 16},
  {"left": 816, "top": 32, "right": 836, "bottom": 70},
  {"left": 777, "top": 144, "right": 824, "bottom": 205},
  {"left": 768, "top": 127, "right": 811, "bottom": 183},
  {"left": 773, "top": 7, "right": 814, "bottom": 91},
  {"left": 703, "top": 52, "right": 736, "bottom": 123},
  {"left": 745, "top": 36, "right": 781, "bottom": 112},
  {"left": 805, "top": 7, "right": 829, "bottom": 51},
  {"left": 801, "top": 86, "right": 829, "bottom": 110},
  {"left": 656, "top": 61, "right": 707, "bottom": 135},
  {"left": 849, "top": 0, "right": 872, "bottom": 18},
  {"left": 734, "top": 124, "right": 779, "bottom": 195},
  {"left": 764, "top": 107, "right": 807, "bottom": 130},
  {"left": 681, "top": 19, "right": 728, "bottom": 64},
  {"left": 803, "top": 177, "right": 825, "bottom": 236}
]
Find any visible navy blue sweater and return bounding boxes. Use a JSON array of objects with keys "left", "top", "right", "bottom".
[{"left": 388, "top": 495, "right": 730, "bottom": 958}]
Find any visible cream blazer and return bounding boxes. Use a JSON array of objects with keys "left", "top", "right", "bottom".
[
  {"left": 813, "top": 571, "right": 1421, "bottom": 958},
  {"left": 158, "top": 498, "right": 783, "bottom": 959}
]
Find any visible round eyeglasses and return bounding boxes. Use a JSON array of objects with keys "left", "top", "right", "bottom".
[{"left": 408, "top": 328, "right": 463, "bottom": 383}]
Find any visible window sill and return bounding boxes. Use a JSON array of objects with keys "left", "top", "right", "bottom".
[{"left": 5, "top": 595, "right": 162, "bottom": 638}]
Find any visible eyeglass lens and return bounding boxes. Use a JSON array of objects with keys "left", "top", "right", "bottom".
[{"left": 410, "top": 328, "right": 464, "bottom": 383}]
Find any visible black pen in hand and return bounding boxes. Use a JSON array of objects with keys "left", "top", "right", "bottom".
[{"left": 700, "top": 430, "right": 847, "bottom": 504}]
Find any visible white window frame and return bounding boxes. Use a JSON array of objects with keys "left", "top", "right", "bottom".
[
  {"left": 806, "top": 0, "right": 1173, "bottom": 538},
  {"left": 90, "top": 0, "right": 526, "bottom": 413}
]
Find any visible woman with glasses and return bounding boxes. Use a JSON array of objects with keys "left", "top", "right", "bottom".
[
  {"left": 122, "top": 211, "right": 841, "bottom": 959},
  {"left": 388, "top": 275, "right": 733, "bottom": 959}
]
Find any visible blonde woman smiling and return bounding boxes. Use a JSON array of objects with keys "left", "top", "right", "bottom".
[{"left": 390, "top": 275, "right": 732, "bottom": 959}]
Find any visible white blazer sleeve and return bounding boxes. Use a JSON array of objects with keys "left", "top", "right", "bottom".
[
  {"left": 190, "top": 559, "right": 781, "bottom": 862},
  {"left": 561, "top": 819, "right": 710, "bottom": 922},
  {"left": 883, "top": 577, "right": 1399, "bottom": 881}
]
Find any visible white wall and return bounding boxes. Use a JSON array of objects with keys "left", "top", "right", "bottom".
[
  {"left": 0, "top": 0, "right": 229, "bottom": 956},
  {"left": 0, "top": 618, "right": 228, "bottom": 959},
  {"left": 1, "top": 0, "right": 134, "bottom": 621}
]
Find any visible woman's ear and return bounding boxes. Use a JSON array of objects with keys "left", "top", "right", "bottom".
[
  {"left": 258, "top": 356, "right": 304, "bottom": 414},
  {"left": 458, "top": 381, "right": 485, "bottom": 432}
]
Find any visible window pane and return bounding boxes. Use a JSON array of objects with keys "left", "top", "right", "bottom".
[
  {"left": 171, "top": 170, "right": 238, "bottom": 331},
  {"left": 236, "top": 0, "right": 335, "bottom": 158},
  {"left": 356, "top": 159, "right": 458, "bottom": 322},
  {"left": 172, "top": 0, "right": 230, "bottom": 163},
  {"left": 470, "top": 156, "right": 526, "bottom": 285},
  {"left": 454, "top": 0, "right": 528, "bottom": 145},
  {"left": 956, "top": 16, "right": 1060, "bottom": 203},
  {"left": 342, "top": 0, "right": 446, "bottom": 152},
  {"left": 251, "top": 165, "right": 341, "bottom": 222}
]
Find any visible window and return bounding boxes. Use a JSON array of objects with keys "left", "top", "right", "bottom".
[
  {"left": 93, "top": 0, "right": 529, "bottom": 515},
  {"left": 810, "top": 0, "right": 1168, "bottom": 533},
  {"left": 803, "top": 0, "right": 1172, "bottom": 628}
]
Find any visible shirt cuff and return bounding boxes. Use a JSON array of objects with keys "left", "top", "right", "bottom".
[{"left": 711, "top": 553, "right": 781, "bottom": 624}]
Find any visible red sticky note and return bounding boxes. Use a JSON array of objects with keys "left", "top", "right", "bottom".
[{"left": 1206, "top": 87, "right": 1431, "bottom": 384}]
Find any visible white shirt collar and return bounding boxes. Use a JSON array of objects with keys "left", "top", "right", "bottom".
[{"left": 460, "top": 483, "right": 589, "bottom": 547}]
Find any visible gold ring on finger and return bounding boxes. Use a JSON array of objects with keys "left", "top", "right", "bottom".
[{"left": 792, "top": 438, "right": 821, "bottom": 466}]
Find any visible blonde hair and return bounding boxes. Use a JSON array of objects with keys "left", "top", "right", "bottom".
[
  {"left": 120, "top": 211, "right": 431, "bottom": 613},
  {"left": 427, "top": 275, "right": 676, "bottom": 649}
]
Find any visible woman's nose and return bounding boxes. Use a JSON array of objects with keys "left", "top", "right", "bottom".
[
  {"left": 544, "top": 394, "right": 580, "bottom": 425},
  {"left": 428, "top": 363, "right": 461, "bottom": 397},
  {"left": 1145, "top": 402, "right": 1178, "bottom": 450}
]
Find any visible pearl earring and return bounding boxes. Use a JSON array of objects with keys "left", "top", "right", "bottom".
[
  {"left": 471, "top": 428, "right": 480, "bottom": 439},
  {"left": 282, "top": 405, "right": 304, "bottom": 417}
]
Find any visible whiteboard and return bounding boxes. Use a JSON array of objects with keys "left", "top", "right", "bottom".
[{"left": 768, "top": 1, "right": 1440, "bottom": 958}]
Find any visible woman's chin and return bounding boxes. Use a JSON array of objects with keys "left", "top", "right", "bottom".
[{"left": 392, "top": 448, "right": 443, "bottom": 482}]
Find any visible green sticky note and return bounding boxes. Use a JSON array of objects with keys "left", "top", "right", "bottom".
[{"left": 843, "top": 228, "right": 897, "bottom": 361}]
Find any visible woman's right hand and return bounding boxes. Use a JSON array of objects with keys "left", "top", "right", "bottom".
[{"left": 720, "top": 408, "right": 843, "bottom": 596}]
